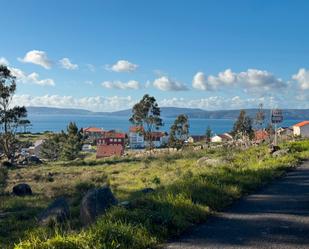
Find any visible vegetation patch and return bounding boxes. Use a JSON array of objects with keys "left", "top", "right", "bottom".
[{"left": 0, "top": 140, "right": 306, "bottom": 249}]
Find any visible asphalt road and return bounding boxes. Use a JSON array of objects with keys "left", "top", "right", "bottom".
[{"left": 165, "top": 160, "right": 309, "bottom": 249}]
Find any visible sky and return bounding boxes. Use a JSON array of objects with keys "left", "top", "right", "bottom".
[{"left": 0, "top": 0, "right": 309, "bottom": 111}]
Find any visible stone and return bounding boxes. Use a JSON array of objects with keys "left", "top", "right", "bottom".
[
  {"left": 12, "top": 183, "right": 32, "bottom": 196},
  {"left": 38, "top": 197, "right": 70, "bottom": 226},
  {"left": 197, "top": 157, "right": 223, "bottom": 167},
  {"left": 80, "top": 186, "right": 118, "bottom": 226},
  {"left": 272, "top": 149, "right": 289, "bottom": 157}
]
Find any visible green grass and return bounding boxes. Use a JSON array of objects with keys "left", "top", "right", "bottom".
[{"left": 1, "top": 140, "right": 308, "bottom": 249}]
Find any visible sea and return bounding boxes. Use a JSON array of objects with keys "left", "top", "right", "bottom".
[{"left": 26, "top": 114, "right": 302, "bottom": 135}]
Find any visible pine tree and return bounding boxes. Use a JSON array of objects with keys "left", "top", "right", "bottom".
[{"left": 61, "top": 122, "right": 82, "bottom": 160}]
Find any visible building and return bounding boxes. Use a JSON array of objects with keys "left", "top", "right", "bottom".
[
  {"left": 129, "top": 126, "right": 145, "bottom": 149},
  {"left": 211, "top": 133, "right": 233, "bottom": 143},
  {"left": 293, "top": 121, "right": 309, "bottom": 137},
  {"left": 187, "top": 135, "right": 207, "bottom": 143},
  {"left": 28, "top": 139, "right": 44, "bottom": 157},
  {"left": 96, "top": 144, "right": 124, "bottom": 158},
  {"left": 96, "top": 132, "right": 126, "bottom": 158},
  {"left": 83, "top": 127, "right": 104, "bottom": 140},
  {"left": 144, "top": 131, "right": 169, "bottom": 148}
]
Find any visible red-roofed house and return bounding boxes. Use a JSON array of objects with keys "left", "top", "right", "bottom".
[
  {"left": 293, "top": 121, "right": 309, "bottom": 137},
  {"left": 96, "top": 144, "right": 124, "bottom": 158},
  {"left": 129, "top": 126, "right": 145, "bottom": 148},
  {"left": 96, "top": 131, "right": 126, "bottom": 158},
  {"left": 145, "top": 131, "right": 169, "bottom": 148},
  {"left": 83, "top": 127, "right": 104, "bottom": 141}
]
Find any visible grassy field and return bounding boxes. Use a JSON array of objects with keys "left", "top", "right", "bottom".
[{"left": 0, "top": 140, "right": 309, "bottom": 249}]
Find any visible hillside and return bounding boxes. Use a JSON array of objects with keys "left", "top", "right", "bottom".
[{"left": 27, "top": 106, "right": 309, "bottom": 120}]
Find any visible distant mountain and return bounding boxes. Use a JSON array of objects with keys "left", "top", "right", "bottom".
[{"left": 27, "top": 106, "right": 309, "bottom": 120}]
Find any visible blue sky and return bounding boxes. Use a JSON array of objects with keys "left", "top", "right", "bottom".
[{"left": 1, "top": 0, "right": 309, "bottom": 111}]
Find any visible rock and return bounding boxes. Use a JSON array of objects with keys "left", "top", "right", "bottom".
[
  {"left": 141, "top": 187, "right": 155, "bottom": 194},
  {"left": 80, "top": 186, "right": 118, "bottom": 226},
  {"left": 118, "top": 201, "right": 130, "bottom": 208},
  {"left": 28, "top": 156, "right": 43, "bottom": 165},
  {"left": 12, "top": 183, "right": 32, "bottom": 196},
  {"left": 38, "top": 197, "right": 70, "bottom": 226},
  {"left": 197, "top": 157, "right": 223, "bottom": 167},
  {"left": 272, "top": 149, "right": 289, "bottom": 157},
  {"left": 269, "top": 145, "right": 281, "bottom": 154}
]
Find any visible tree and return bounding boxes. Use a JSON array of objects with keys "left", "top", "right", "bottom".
[
  {"left": 0, "top": 65, "right": 29, "bottom": 163},
  {"left": 169, "top": 114, "right": 189, "bottom": 149},
  {"left": 40, "top": 133, "right": 65, "bottom": 160},
  {"left": 205, "top": 126, "right": 212, "bottom": 145},
  {"left": 231, "top": 110, "right": 254, "bottom": 140},
  {"left": 61, "top": 122, "right": 82, "bottom": 160},
  {"left": 129, "top": 94, "right": 163, "bottom": 150},
  {"left": 255, "top": 103, "right": 265, "bottom": 130}
]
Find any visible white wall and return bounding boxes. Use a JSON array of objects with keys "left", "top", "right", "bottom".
[
  {"left": 300, "top": 125, "right": 309, "bottom": 137},
  {"left": 211, "top": 136, "right": 222, "bottom": 143}
]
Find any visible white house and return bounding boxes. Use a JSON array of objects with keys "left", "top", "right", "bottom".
[
  {"left": 293, "top": 121, "right": 309, "bottom": 137},
  {"left": 129, "top": 126, "right": 145, "bottom": 149},
  {"left": 28, "top": 139, "right": 44, "bottom": 157},
  {"left": 211, "top": 133, "right": 233, "bottom": 143},
  {"left": 144, "top": 132, "right": 169, "bottom": 148}
]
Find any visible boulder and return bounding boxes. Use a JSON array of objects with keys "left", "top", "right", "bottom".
[
  {"left": 197, "top": 157, "right": 223, "bottom": 167},
  {"left": 80, "top": 186, "right": 118, "bottom": 226},
  {"left": 38, "top": 197, "right": 70, "bottom": 226},
  {"left": 12, "top": 183, "right": 32, "bottom": 196},
  {"left": 272, "top": 149, "right": 289, "bottom": 157},
  {"left": 141, "top": 187, "right": 155, "bottom": 194}
]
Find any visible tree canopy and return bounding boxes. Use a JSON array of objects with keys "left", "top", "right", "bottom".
[
  {"left": 0, "top": 65, "right": 29, "bottom": 162},
  {"left": 169, "top": 114, "right": 189, "bottom": 149},
  {"left": 129, "top": 94, "right": 163, "bottom": 149}
]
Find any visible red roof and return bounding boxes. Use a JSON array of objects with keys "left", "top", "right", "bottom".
[
  {"left": 293, "top": 121, "right": 309, "bottom": 127},
  {"left": 96, "top": 144, "right": 124, "bottom": 158},
  {"left": 83, "top": 127, "right": 103, "bottom": 133},
  {"left": 103, "top": 132, "right": 126, "bottom": 139}
]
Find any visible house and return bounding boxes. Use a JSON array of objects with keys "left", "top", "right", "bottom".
[
  {"left": 293, "top": 121, "right": 309, "bottom": 137},
  {"left": 277, "top": 127, "right": 293, "bottom": 139},
  {"left": 97, "top": 132, "right": 126, "bottom": 147},
  {"left": 129, "top": 126, "right": 145, "bottom": 149},
  {"left": 96, "top": 144, "right": 124, "bottom": 158},
  {"left": 96, "top": 132, "right": 126, "bottom": 158},
  {"left": 144, "top": 131, "right": 169, "bottom": 148},
  {"left": 83, "top": 127, "right": 104, "bottom": 140},
  {"left": 28, "top": 139, "right": 44, "bottom": 157},
  {"left": 187, "top": 135, "right": 207, "bottom": 143},
  {"left": 211, "top": 133, "right": 233, "bottom": 143},
  {"left": 254, "top": 130, "right": 269, "bottom": 142}
]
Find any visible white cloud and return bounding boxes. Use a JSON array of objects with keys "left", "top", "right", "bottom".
[
  {"left": 0, "top": 57, "right": 9, "bottom": 66},
  {"left": 192, "top": 72, "right": 208, "bottom": 90},
  {"left": 101, "top": 80, "right": 140, "bottom": 90},
  {"left": 192, "top": 69, "right": 285, "bottom": 94},
  {"left": 59, "top": 58, "right": 78, "bottom": 70},
  {"left": 18, "top": 50, "right": 52, "bottom": 69},
  {"left": 292, "top": 68, "right": 309, "bottom": 90},
  {"left": 10, "top": 67, "right": 55, "bottom": 86},
  {"left": 159, "top": 96, "right": 279, "bottom": 110},
  {"left": 12, "top": 95, "right": 136, "bottom": 112},
  {"left": 153, "top": 76, "right": 188, "bottom": 91},
  {"left": 107, "top": 60, "right": 138, "bottom": 72}
]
